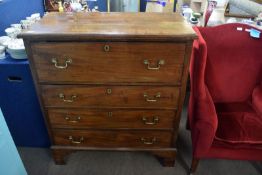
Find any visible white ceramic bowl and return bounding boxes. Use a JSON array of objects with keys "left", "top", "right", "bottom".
[
  {"left": 11, "top": 23, "right": 22, "bottom": 29},
  {"left": 7, "top": 48, "right": 27, "bottom": 59},
  {"left": 0, "top": 45, "right": 6, "bottom": 59},
  {"left": 0, "top": 53, "right": 5, "bottom": 59},
  {"left": 20, "top": 20, "right": 32, "bottom": 29},
  {"left": 31, "top": 13, "right": 41, "bottom": 21},
  {"left": 5, "top": 27, "right": 17, "bottom": 38},
  {"left": 7, "top": 39, "right": 27, "bottom": 59},
  {"left": 0, "top": 45, "right": 5, "bottom": 53},
  {"left": 8, "top": 39, "right": 25, "bottom": 49},
  {"left": 2, "top": 40, "right": 11, "bottom": 48},
  {"left": 0, "top": 36, "right": 11, "bottom": 46}
]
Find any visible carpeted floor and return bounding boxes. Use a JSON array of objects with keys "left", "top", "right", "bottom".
[{"left": 18, "top": 96, "right": 262, "bottom": 175}]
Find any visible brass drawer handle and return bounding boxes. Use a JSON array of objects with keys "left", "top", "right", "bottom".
[
  {"left": 65, "top": 116, "right": 81, "bottom": 123},
  {"left": 104, "top": 45, "right": 110, "bottom": 52},
  {"left": 143, "top": 59, "right": 165, "bottom": 70},
  {"left": 141, "top": 137, "right": 157, "bottom": 145},
  {"left": 58, "top": 93, "right": 77, "bottom": 103},
  {"left": 142, "top": 116, "right": 159, "bottom": 125},
  {"left": 143, "top": 92, "right": 161, "bottom": 102},
  {"left": 51, "top": 58, "right": 72, "bottom": 69},
  {"left": 68, "top": 136, "right": 84, "bottom": 144}
]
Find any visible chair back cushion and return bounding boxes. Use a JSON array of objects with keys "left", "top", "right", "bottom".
[{"left": 198, "top": 24, "right": 262, "bottom": 103}]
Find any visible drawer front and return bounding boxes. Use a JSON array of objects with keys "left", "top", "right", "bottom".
[
  {"left": 41, "top": 85, "right": 180, "bottom": 108},
  {"left": 53, "top": 130, "right": 173, "bottom": 148},
  {"left": 31, "top": 42, "right": 185, "bottom": 84},
  {"left": 47, "top": 109, "right": 176, "bottom": 129}
]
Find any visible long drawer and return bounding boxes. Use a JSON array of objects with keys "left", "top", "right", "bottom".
[
  {"left": 53, "top": 129, "right": 173, "bottom": 148},
  {"left": 47, "top": 109, "right": 176, "bottom": 129},
  {"left": 31, "top": 42, "right": 185, "bottom": 84},
  {"left": 41, "top": 85, "right": 180, "bottom": 108}
]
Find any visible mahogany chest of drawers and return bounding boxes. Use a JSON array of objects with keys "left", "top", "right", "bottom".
[{"left": 19, "top": 12, "right": 196, "bottom": 166}]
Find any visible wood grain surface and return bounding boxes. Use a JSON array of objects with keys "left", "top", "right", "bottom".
[
  {"left": 53, "top": 129, "right": 173, "bottom": 148},
  {"left": 41, "top": 85, "right": 180, "bottom": 108},
  {"left": 19, "top": 12, "right": 197, "bottom": 41},
  {"left": 47, "top": 108, "right": 177, "bottom": 129},
  {"left": 31, "top": 42, "right": 185, "bottom": 84}
]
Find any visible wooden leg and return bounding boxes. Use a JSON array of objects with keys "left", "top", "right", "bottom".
[
  {"left": 152, "top": 150, "right": 177, "bottom": 167},
  {"left": 162, "top": 158, "right": 176, "bottom": 167},
  {"left": 52, "top": 149, "right": 72, "bottom": 165},
  {"left": 190, "top": 157, "right": 200, "bottom": 174}
]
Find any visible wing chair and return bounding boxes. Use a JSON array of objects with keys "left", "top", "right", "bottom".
[{"left": 188, "top": 23, "right": 262, "bottom": 174}]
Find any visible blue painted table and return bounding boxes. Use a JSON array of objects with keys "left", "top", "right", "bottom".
[{"left": 0, "top": 55, "right": 50, "bottom": 147}]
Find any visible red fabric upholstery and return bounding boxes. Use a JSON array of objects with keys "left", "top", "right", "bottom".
[
  {"left": 189, "top": 23, "right": 262, "bottom": 160},
  {"left": 201, "top": 25, "right": 262, "bottom": 103},
  {"left": 215, "top": 102, "right": 262, "bottom": 148},
  {"left": 188, "top": 26, "right": 218, "bottom": 157},
  {"left": 253, "top": 85, "right": 262, "bottom": 116}
]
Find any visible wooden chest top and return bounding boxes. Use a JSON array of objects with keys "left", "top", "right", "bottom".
[{"left": 19, "top": 12, "right": 197, "bottom": 41}]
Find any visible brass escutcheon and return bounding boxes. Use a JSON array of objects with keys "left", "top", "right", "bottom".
[
  {"left": 107, "top": 88, "right": 112, "bottom": 94},
  {"left": 104, "top": 44, "right": 110, "bottom": 52}
]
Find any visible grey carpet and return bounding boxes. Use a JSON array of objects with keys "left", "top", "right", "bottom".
[{"left": 18, "top": 96, "right": 262, "bottom": 175}]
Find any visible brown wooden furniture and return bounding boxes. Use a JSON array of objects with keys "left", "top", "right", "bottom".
[{"left": 19, "top": 12, "right": 196, "bottom": 166}]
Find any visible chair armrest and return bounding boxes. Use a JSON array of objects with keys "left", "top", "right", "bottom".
[
  {"left": 190, "top": 86, "right": 218, "bottom": 158},
  {"left": 189, "top": 26, "right": 218, "bottom": 158},
  {"left": 252, "top": 85, "right": 262, "bottom": 116}
]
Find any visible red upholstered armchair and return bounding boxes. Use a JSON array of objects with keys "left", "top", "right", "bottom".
[{"left": 188, "top": 23, "right": 262, "bottom": 174}]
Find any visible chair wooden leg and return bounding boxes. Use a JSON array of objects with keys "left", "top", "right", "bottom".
[{"left": 190, "top": 158, "right": 200, "bottom": 174}]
